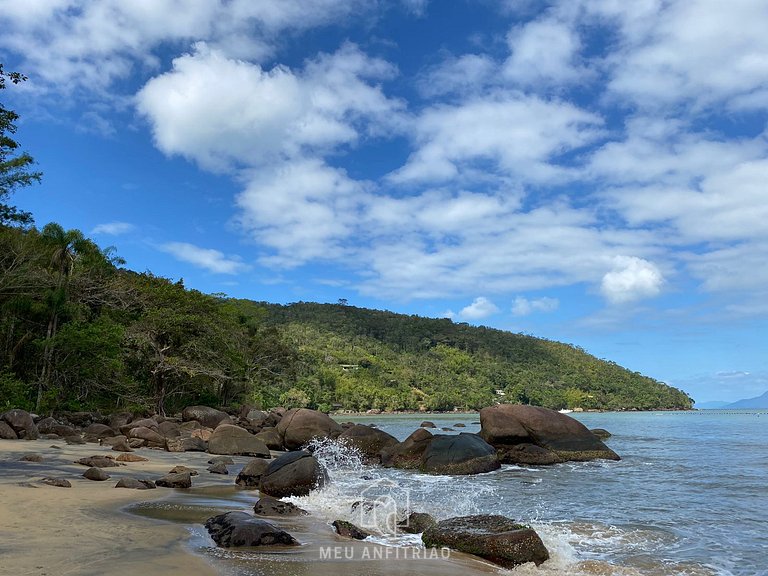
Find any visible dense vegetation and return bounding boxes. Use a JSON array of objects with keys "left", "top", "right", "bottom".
[{"left": 0, "top": 65, "right": 693, "bottom": 415}]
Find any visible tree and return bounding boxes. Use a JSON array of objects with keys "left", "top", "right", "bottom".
[{"left": 1, "top": 65, "right": 41, "bottom": 226}]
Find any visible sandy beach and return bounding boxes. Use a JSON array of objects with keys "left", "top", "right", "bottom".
[{"left": 0, "top": 439, "right": 223, "bottom": 576}]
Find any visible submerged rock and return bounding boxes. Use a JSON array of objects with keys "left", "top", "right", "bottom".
[
  {"left": 75, "top": 456, "right": 120, "bottom": 468},
  {"left": 205, "top": 511, "right": 299, "bottom": 548},
  {"left": 398, "top": 512, "right": 437, "bottom": 534},
  {"left": 115, "top": 478, "right": 156, "bottom": 490},
  {"left": 41, "top": 477, "right": 72, "bottom": 488},
  {"left": 253, "top": 496, "right": 308, "bottom": 517},
  {"left": 422, "top": 514, "right": 549, "bottom": 568}
]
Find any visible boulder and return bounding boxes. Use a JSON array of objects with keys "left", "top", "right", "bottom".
[
  {"left": 110, "top": 437, "right": 133, "bottom": 452},
  {"left": 276, "top": 408, "right": 343, "bottom": 450},
  {"left": 169, "top": 465, "right": 198, "bottom": 476},
  {"left": 422, "top": 515, "right": 549, "bottom": 568},
  {"left": 1, "top": 409, "right": 39, "bottom": 439},
  {"left": 204, "top": 511, "right": 299, "bottom": 548},
  {"left": 255, "top": 427, "right": 283, "bottom": 450},
  {"left": 495, "top": 443, "right": 562, "bottom": 465},
  {"left": 119, "top": 418, "right": 158, "bottom": 435},
  {"left": 590, "top": 428, "right": 612, "bottom": 440},
  {"left": 20, "top": 453, "right": 44, "bottom": 462},
  {"left": 208, "top": 424, "right": 270, "bottom": 457},
  {"left": 479, "top": 404, "right": 620, "bottom": 463},
  {"left": 253, "top": 496, "right": 308, "bottom": 517},
  {"left": 64, "top": 435, "right": 86, "bottom": 445},
  {"left": 208, "top": 462, "right": 229, "bottom": 474},
  {"left": 83, "top": 423, "right": 117, "bottom": 440},
  {"left": 155, "top": 471, "right": 192, "bottom": 489},
  {"left": 157, "top": 420, "right": 181, "bottom": 438},
  {"left": 398, "top": 512, "right": 436, "bottom": 534},
  {"left": 182, "top": 406, "right": 230, "bottom": 429},
  {"left": 420, "top": 421, "right": 436, "bottom": 428},
  {"left": 337, "top": 425, "right": 398, "bottom": 461},
  {"left": 208, "top": 456, "right": 234, "bottom": 465},
  {"left": 75, "top": 456, "right": 120, "bottom": 468},
  {"left": 115, "top": 478, "right": 156, "bottom": 490},
  {"left": 420, "top": 433, "right": 500, "bottom": 475},
  {"left": 259, "top": 450, "right": 327, "bottom": 498},
  {"left": 380, "top": 428, "right": 433, "bottom": 469},
  {"left": 41, "top": 477, "right": 72, "bottom": 488},
  {"left": 35, "top": 417, "right": 60, "bottom": 435},
  {"left": 116, "top": 453, "right": 149, "bottom": 463},
  {"left": 127, "top": 426, "right": 165, "bottom": 445},
  {"left": 454, "top": 423, "right": 466, "bottom": 428},
  {"left": 166, "top": 436, "right": 207, "bottom": 452},
  {"left": 0, "top": 421, "right": 18, "bottom": 439},
  {"left": 242, "top": 408, "right": 268, "bottom": 423},
  {"left": 235, "top": 458, "right": 270, "bottom": 488},
  {"left": 332, "top": 520, "right": 370, "bottom": 540},
  {"left": 83, "top": 467, "right": 110, "bottom": 481}
]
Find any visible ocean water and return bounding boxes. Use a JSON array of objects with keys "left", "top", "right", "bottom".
[{"left": 136, "top": 411, "right": 768, "bottom": 576}]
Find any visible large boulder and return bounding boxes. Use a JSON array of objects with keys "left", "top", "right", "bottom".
[
  {"left": 83, "top": 423, "right": 117, "bottom": 440},
  {"left": 208, "top": 424, "right": 270, "bottom": 457},
  {"left": 420, "top": 433, "right": 500, "bottom": 475},
  {"left": 276, "top": 408, "right": 343, "bottom": 450},
  {"left": 255, "top": 427, "right": 283, "bottom": 450},
  {"left": 205, "top": 511, "right": 299, "bottom": 548},
  {"left": 0, "top": 421, "right": 18, "bottom": 439},
  {"left": 166, "top": 436, "right": 207, "bottom": 453},
  {"left": 127, "top": 426, "right": 166, "bottom": 445},
  {"left": 338, "top": 425, "right": 398, "bottom": 461},
  {"left": 479, "top": 404, "right": 620, "bottom": 464},
  {"left": 235, "top": 458, "right": 270, "bottom": 488},
  {"left": 119, "top": 418, "right": 158, "bottom": 436},
  {"left": 182, "top": 405, "right": 229, "bottom": 429},
  {"left": 422, "top": 515, "right": 549, "bottom": 568},
  {"left": 380, "top": 428, "right": 433, "bottom": 469},
  {"left": 1, "top": 409, "right": 39, "bottom": 439},
  {"left": 259, "top": 450, "right": 327, "bottom": 498}
]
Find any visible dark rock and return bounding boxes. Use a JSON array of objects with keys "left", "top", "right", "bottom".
[
  {"left": 332, "top": 519, "right": 371, "bottom": 540},
  {"left": 337, "top": 424, "right": 398, "bottom": 461},
  {"left": 61, "top": 411, "right": 100, "bottom": 427},
  {"left": 208, "top": 462, "right": 229, "bottom": 474},
  {"left": 35, "top": 417, "right": 60, "bottom": 435},
  {"left": 110, "top": 437, "right": 133, "bottom": 452},
  {"left": 41, "top": 477, "right": 71, "bottom": 488},
  {"left": 0, "top": 421, "right": 18, "bottom": 439},
  {"left": 380, "top": 428, "right": 434, "bottom": 469},
  {"left": 116, "top": 453, "right": 148, "bottom": 462},
  {"left": 20, "top": 453, "right": 44, "bottom": 462},
  {"left": 242, "top": 408, "right": 268, "bottom": 423},
  {"left": 496, "top": 443, "right": 563, "bottom": 465},
  {"left": 479, "top": 404, "right": 620, "bottom": 463},
  {"left": 255, "top": 427, "right": 283, "bottom": 450},
  {"left": 441, "top": 427, "right": 455, "bottom": 432},
  {"left": 75, "top": 456, "right": 120, "bottom": 468},
  {"left": 454, "top": 423, "right": 466, "bottom": 428},
  {"left": 422, "top": 514, "right": 549, "bottom": 568},
  {"left": 235, "top": 458, "right": 270, "bottom": 488},
  {"left": 169, "top": 465, "right": 198, "bottom": 476},
  {"left": 128, "top": 438, "right": 145, "bottom": 449},
  {"left": 253, "top": 496, "right": 308, "bottom": 517},
  {"left": 182, "top": 406, "right": 230, "bottom": 429},
  {"left": 590, "top": 428, "right": 612, "bottom": 440},
  {"left": 115, "top": 477, "right": 156, "bottom": 490},
  {"left": 156, "top": 471, "right": 192, "bottom": 489},
  {"left": 64, "top": 435, "right": 86, "bottom": 445},
  {"left": 420, "top": 421, "right": 436, "bottom": 428},
  {"left": 208, "top": 424, "right": 270, "bottom": 457},
  {"left": 398, "top": 512, "right": 437, "bottom": 534},
  {"left": 83, "top": 423, "right": 117, "bottom": 440},
  {"left": 204, "top": 511, "right": 299, "bottom": 548},
  {"left": 259, "top": 450, "right": 327, "bottom": 498},
  {"left": 1, "top": 409, "right": 39, "bottom": 439},
  {"left": 208, "top": 455, "right": 234, "bottom": 465},
  {"left": 421, "top": 433, "right": 500, "bottom": 475},
  {"left": 157, "top": 420, "right": 181, "bottom": 438},
  {"left": 127, "top": 426, "right": 165, "bottom": 445},
  {"left": 276, "top": 408, "right": 343, "bottom": 450},
  {"left": 83, "top": 467, "right": 110, "bottom": 481},
  {"left": 119, "top": 418, "right": 158, "bottom": 436}
]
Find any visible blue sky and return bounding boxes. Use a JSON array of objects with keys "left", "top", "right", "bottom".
[{"left": 2, "top": 0, "right": 767, "bottom": 404}]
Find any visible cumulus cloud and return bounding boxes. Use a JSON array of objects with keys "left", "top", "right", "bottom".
[
  {"left": 160, "top": 242, "right": 249, "bottom": 274},
  {"left": 91, "top": 221, "right": 134, "bottom": 235},
  {"left": 459, "top": 297, "right": 500, "bottom": 320},
  {"left": 600, "top": 256, "right": 664, "bottom": 305},
  {"left": 511, "top": 296, "right": 559, "bottom": 316}
]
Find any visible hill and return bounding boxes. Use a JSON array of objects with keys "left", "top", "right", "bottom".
[
  {"left": 0, "top": 223, "right": 692, "bottom": 415},
  {"left": 724, "top": 391, "right": 768, "bottom": 409}
]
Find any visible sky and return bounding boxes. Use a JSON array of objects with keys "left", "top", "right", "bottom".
[{"left": 1, "top": 0, "right": 767, "bottom": 404}]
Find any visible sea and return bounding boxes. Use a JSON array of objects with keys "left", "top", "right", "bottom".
[{"left": 133, "top": 410, "right": 768, "bottom": 576}]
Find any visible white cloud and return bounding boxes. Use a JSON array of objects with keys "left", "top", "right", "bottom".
[
  {"left": 417, "top": 54, "right": 496, "bottom": 98},
  {"left": 389, "top": 93, "right": 603, "bottom": 184},
  {"left": 600, "top": 256, "right": 664, "bottom": 305},
  {"left": 459, "top": 297, "right": 499, "bottom": 320},
  {"left": 512, "top": 296, "right": 559, "bottom": 316},
  {"left": 503, "top": 17, "right": 584, "bottom": 86},
  {"left": 160, "top": 242, "right": 249, "bottom": 275},
  {"left": 91, "top": 221, "right": 134, "bottom": 235}
]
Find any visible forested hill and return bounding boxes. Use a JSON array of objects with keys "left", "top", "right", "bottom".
[{"left": 253, "top": 301, "right": 693, "bottom": 411}]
